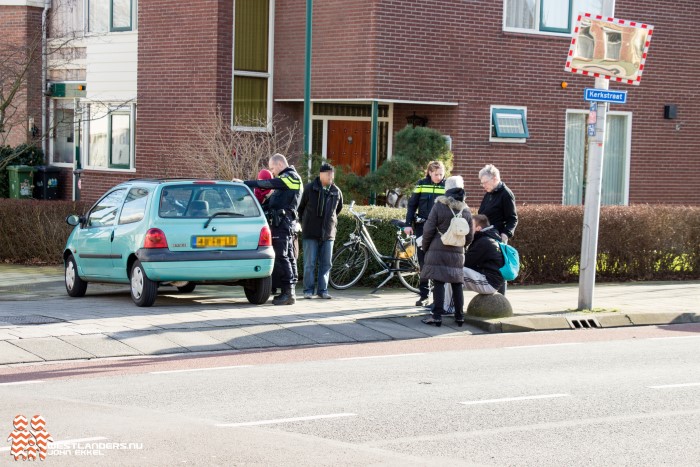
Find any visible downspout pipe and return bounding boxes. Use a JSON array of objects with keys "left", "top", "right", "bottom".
[{"left": 41, "top": 0, "right": 51, "bottom": 162}]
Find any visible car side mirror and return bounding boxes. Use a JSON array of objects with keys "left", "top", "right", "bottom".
[{"left": 66, "top": 215, "right": 83, "bottom": 226}]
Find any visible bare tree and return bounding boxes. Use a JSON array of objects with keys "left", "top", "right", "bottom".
[
  {"left": 0, "top": 0, "right": 83, "bottom": 170},
  {"left": 169, "top": 106, "right": 301, "bottom": 181}
]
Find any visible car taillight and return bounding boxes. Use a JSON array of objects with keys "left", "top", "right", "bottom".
[
  {"left": 144, "top": 228, "right": 168, "bottom": 248},
  {"left": 258, "top": 225, "right": 272, "bottom": 247}
]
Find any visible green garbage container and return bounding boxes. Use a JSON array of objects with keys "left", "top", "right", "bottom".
[{"left": 7, "top": 165, "right": 35, "bottom": 199}]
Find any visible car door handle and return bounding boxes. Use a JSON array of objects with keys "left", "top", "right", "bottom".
[{"left": 111, "top": 230, "right": 115, "bottom": 242}]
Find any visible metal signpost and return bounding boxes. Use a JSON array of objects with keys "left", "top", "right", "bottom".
[{"left": 564, "top": 13, "right": 654, "bottom": 310}]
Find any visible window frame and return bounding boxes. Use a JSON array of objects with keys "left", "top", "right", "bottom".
[
  {"left": 110, "top": 0, "right": 133, "bottom": 32},
  {"left": 87, "top": 0, "right": 137, "bottom": 33},
  {"left": 490, "top": 106, "right": 529, "bottom": 143},
  {"left": 231, "top": 0, "right": 275, "bottom": 132},
  {"left": 562, "top": 109, "right": 632, "bottom": 205},
  {"left": 85, "top": 103, "right": 136, "bottom": 172},
  {"left": 502, "top": 0, "right": 615, "bottom": 37}
]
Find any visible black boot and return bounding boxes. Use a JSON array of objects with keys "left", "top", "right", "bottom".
[
  {"left": 455, "top": 309, "right": 464, "bottom": 327},
  {"left": 272, "top": 288, "right": 296, "bottom": 306}
]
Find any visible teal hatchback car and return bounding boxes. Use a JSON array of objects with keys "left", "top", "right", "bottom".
[{"left": 63, "top": 179, "right": 274, "bottom": 307}]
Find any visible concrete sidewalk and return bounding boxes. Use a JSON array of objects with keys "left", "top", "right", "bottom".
[{"left": 0, "top": 264, "right": 698, "bottom": 366}]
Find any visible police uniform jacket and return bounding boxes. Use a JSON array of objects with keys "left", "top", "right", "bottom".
[
  {"left": 245, "top": 166, "right": 303, "bottom": 225},
  {"left": 405, "top": 176, "right": 446, "bottom": 227}
]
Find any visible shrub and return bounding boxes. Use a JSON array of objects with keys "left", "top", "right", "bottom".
[
  {"left": 0, "top": 199, "right": 88, "bottom": 264},
  {"left": 2, "top": 199, "right": 698, "bottom": 285}
]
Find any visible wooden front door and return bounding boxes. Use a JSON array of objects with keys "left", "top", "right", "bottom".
[{"left": 327, "top": 120, "right": 371, "bottom": 176}]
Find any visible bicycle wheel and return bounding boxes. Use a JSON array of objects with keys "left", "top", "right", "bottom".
[
  {"left": 395, "top": 257, "right": 420, "bottom": 294},
  {"left": 329, "top": 243, "right": 369, "bottom": 289}
]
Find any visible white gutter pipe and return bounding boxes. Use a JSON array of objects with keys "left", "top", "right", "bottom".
[{"left": 41, "top": 0, "right": 51, "bottom": 162}]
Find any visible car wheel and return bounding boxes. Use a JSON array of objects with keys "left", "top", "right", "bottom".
[
  {"left": 176, "top": 282, "right": 197, "bottom": 293},
  {"left": 244, "top": 276, "right": 272, "bottom": 305},
  {"left": 130, "top": 260, "right": 158, "bottom": 307},
  {"left": 65, "top": 254, "right": 88, "bottom": 297}
]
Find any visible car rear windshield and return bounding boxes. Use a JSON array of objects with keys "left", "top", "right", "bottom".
[{"left": 159, "top": 184, "right": 260, "bottom": 218}]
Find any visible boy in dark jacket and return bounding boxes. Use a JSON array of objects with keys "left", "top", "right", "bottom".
[
  {"left": 464, "top": 214, "right": 505, "bottom": 294},
  {"left": 298, "top": 163, "right": 343, "bottom": 299}
]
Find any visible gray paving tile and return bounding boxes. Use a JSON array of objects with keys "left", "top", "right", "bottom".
[
  {"left": 202, "top": 327, "right": 276, "bottom": 350},
  {"left": 242, "top": 324, "right": 317, "bottom": 347},
  {"left": 107, "top": 330, "right": 189, "bottom": 355},
  {"left": 158, "top": 330, "right": 233, "bottom": 352},
  {"left": 322, "top": 322, "right": 391, "bottom": 342},
  {"left": 0, "top": 341, "right": 43, "bottom": 364},
  {"left": 59, "top": 334, "right": 142, "bottom": 358},
  {"left": 359, "top": 318, "right": 429, "bottom": 339},
  {"left": 282, "top": 323, "right": 357, "bottom": 344},
  {"left": 11, "top": 337, "right": 95, "bottom": 361}
]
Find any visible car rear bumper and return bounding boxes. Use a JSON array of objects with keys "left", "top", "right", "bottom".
[{"left": 136, "top": 247, "right": 274, "bottom": 281}]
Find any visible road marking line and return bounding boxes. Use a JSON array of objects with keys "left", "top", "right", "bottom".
[
  {"left": 150, "top": 365, "right": 252, "bottom": 375},
  {"left": 337, "top": 353, "right": 425, "bottom": 361},
  {"left": 217, "top": 413, "right": 356, "bottom": 427},
  {"left": 504, "top": 343, "right": 583, "bottom": 349},
  {"left": 0, "top": 380, "right": 45, "bottom": 386},
  {"left": 648, "top": 382, "right": 700, "bottom": 389},
  {"left": 0, "top": 437, "right": 107, "bottom": 452},
  {"left": 460, "top": 394, "right": 570, "bottom": 405}
]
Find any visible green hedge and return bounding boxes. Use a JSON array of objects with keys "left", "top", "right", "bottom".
[{"left": 1, "top": 199, "right": 698, "bottom": 285}]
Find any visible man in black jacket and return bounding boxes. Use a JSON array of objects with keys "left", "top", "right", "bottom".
[
  {"left": 463, "top": 214, "right": 505, "bottom": 294},
  {"left": 298, "top": 163, "right": 343, "bottom": 299},
  {"left": 244, "top": 154, "right": 303, "bottom": 305},
  {"left": 478, "top": 164, "right": 517, "bottom": 295}
]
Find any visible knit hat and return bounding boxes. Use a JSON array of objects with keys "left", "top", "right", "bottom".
[
  {"left": 319, "top": 163, "right": 334, "bottom": 173},
  {"left": 444, "top": 175, "right": 464, "bottom": 191}
]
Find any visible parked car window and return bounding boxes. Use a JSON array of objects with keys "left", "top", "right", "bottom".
[
  {"left": 159, "top": 184, "right": 260, "bottom": 218},
  {"left": 119, "top": 187, "right": 149, "bottom": 225},
  {"left": 87, "top": 188, "right": 127, "bottom": 227}
]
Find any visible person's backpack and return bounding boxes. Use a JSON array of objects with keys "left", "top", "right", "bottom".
[
  {"left": 498, "top": 241, "right": 520, "bottom": 281},
  {"left": 438, "top": 208, "right": 471, "bottom": 247}
]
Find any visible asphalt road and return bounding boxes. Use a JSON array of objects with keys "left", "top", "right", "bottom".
[{"left": 1, "top": 324, "right": 699, "bottom": 466}]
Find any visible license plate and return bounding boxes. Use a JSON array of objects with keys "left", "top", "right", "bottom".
[{"left": 192, "top": 235, "right": 238, "bottom": 248}]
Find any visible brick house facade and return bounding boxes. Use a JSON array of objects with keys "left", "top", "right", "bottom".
[{"left": 3, "top": 1, "right": 699, "bottom": 206}]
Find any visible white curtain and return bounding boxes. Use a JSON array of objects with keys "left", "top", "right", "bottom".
[
  {"left": 564, "top": 113, "right": 586, "bottom": 205},
  {"left": 564, "top": 113, "right": 628, "bottom": 205},
  {"left": 601, "top": 115, "right": 628, "bottom": 205},
  {"left": 505, "top": 0, "right": 536, "bottom": 29}
]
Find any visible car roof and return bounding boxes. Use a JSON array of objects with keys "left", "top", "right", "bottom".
[{"left": 117, "top": 178, "right": 244, "bottom": 187}]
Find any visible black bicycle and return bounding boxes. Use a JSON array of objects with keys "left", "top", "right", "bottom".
[{"left": 329, "top": 201, "right": 420, "bottom": 293}]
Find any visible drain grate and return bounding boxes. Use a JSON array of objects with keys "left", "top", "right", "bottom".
[
  {"left": 567, "top": 316, "right": 601, "bottom": 329},
  {"left": 0, "top": 315, "right": 65, "bottom": 325}
]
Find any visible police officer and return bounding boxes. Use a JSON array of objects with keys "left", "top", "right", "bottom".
[
  {"left": 244, "top": 154, "right": 303, "bottom": 305},
  {"left": 404, "top": 160, "right": 446, "bottom": 306}
]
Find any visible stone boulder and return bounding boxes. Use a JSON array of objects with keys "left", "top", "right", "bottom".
[{"left": 467, "top": 293, "right": 513, "bottom": 319}]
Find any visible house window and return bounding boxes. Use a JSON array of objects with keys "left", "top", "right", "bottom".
[
  {"left": 503, "top": 0, "right": 612, "bottom": 35},
  {"left": 88, "top": 0, "right": 135, "bottom": 33},
  {"left": 50, "top": 100, "right": 75, "bottom": 165},
  {"left": 490, "top": 106, "right": 529, "bottom": 142},
  {"left": 233, "top": 0, "right": 273, "bottom": 130},
  {"left": 563, "top": 111, "right": 631, "bottom": 205},
  {"left": 87, "top": 105, "right": 134, "bottom": 170}
]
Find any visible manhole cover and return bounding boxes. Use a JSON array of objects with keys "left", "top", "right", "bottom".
[{"left": 0, "top": 315, "right": 65, "bottom": 325}]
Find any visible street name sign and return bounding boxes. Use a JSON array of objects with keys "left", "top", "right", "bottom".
[{"left": 584, "top": 88, "right": 627, "bottom": 104}]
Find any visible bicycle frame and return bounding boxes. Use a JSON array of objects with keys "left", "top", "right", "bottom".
[{"left": 342, "top": 203, "right": 419, "bottom": 292}]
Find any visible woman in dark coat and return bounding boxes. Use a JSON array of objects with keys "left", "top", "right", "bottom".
[{"left": 420, "top": 175, "right": 474, "bottom": 327}]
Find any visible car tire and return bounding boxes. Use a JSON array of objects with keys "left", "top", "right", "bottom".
[
  {"left": 244, "top": 276, "right": 272, "bottom": 305},
  {"left": 130, "top": 260, "right": 158, "bottom": 307},
  {"left": 176, "top": 282, "right": 197, "bottom": 294},
  {"left": 65, "top": 254, "right": 88, "bottom": 297}
]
